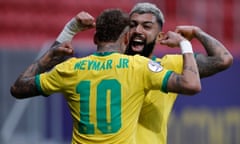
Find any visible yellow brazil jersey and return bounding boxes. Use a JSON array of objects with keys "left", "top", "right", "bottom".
[
  {"left": 136, "top": 54, "right": 183, "bottom": 144},
  {"left": 35, "top": 52, "right": 173, "bottom": 144}
]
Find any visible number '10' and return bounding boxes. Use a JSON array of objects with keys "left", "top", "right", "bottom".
[{"left": 76, "top": 79, "right": 122, "bottom": 134}]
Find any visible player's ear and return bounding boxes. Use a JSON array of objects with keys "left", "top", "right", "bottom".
[
  {"left": 119, "top": 26, "right": 129, "bottom": 46},
  {"left": 157, "top": 32, "right": 164, "bottom": 41}
]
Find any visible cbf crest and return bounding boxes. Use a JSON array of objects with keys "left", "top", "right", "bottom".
[{"left": 148, "top": 60, "right": 163, "bottom": 72}]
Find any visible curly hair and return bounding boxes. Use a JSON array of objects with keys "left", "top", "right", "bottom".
[{"left": 95, "top": 9, "right": 129, "bottom": 42}]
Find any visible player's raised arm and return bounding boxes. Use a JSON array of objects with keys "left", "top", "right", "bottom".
[
  {"left": 10, "top": 11, "right": 96, "bottom": 99},
  {"left": 10, "top": 42, "right": 73, "bottom": 99},
  {"left": 160, "top": 31, "right": 201, "bottom": 95},
  {"left": 50, "top": 11, "right": 96, "bottom": 62},
  {"left": 175, "top": 25, "right": 233, "bottom": 78},
  {"left": 56, "top": 11, "right": 96, "bottom": 43}
]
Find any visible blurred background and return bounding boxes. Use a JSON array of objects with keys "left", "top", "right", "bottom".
[{"left": 0, "top": 0, "right": 239, "bottom": 144}]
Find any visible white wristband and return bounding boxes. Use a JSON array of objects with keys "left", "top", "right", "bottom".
[
  {"left": 180, "top": 40, "right": 193, "bottom": 54},
  {"left": 56, "top": 18, "right": 82, "bottom": 43}
]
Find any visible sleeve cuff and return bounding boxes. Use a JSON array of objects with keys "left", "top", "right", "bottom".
[
  {"left": 161, "top": 70, "right": 173, "bottom": 93},
  {"left": 35, "top": 74, "right": 49, "bottom": 97}
]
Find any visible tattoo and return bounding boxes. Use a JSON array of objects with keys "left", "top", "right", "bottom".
[
  {"left": 184, "top": 65, "right": 198, "bottom": 75},
  {"left": 175, "top": 74, "right": 182, "bottom": 93},
  {"left": 21, "top": 77, "right": 39, "bottom": 96},
  {"left": 224, "top": 51, "right": 230, "bottom": 56},
  {"left": 196, "top": 54, "right": 226, "bottom": 78},
  {"left": 195, "top": 31, "right": 232, "bottom": 78},
  {"left": 170, "top": 73, "right": 182, "bottom": 94},
  {"left": 12, "top": 70, "right": 39, "bottom": 98},
  {"left": 11, "top": 41, "right": 64, "bottom": 98},
  {"left": 195, "top": 31, "right": 220, "bottom": 55}
]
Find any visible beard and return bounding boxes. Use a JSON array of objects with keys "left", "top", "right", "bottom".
[{"left": 125, "top": 39, "right": 156, "bottom": 57}]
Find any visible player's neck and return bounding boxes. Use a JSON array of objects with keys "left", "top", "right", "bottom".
[
  {"left": 149, "top": 53, "right": 154, "bottom": 58},
  {"left": 97, "top": 42, "right": 122, "bottom": 53}
]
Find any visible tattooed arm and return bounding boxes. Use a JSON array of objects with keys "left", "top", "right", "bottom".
[
  {"left": 11, "top": 11, "right": 95, "bottom": 99},
  {"left": 160, "top": 31, "right": 201, "bottom": 95},
  {"left": 10, "top": 42, "right": 73, "bottom": 99},
  {"left": 175, "top": 26, "right": 233, "bottom": 78}
]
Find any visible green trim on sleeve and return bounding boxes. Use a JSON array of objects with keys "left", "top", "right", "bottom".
[
  {"left": 35, "top": 74, "right": 48, "bottom": 97},
  {"left": 161, "top": 70, "right": 173, "bottom": 93}
]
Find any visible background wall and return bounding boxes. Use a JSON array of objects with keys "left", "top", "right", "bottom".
[{"left": 0, "top": 0, "right": 239, "bottom": 144}]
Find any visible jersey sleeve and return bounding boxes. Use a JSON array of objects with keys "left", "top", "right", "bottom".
[
  {"left": 160, "top": 54, "right": 183, "bottom": 74},
  {"left": 35, "top": 58, "right": 75, "bottom": 96},
  {"left": 135, "top": 55, "right": 173, "bottom": 93}
]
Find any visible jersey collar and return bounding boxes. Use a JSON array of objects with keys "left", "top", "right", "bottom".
[
  {"left": 93, "top": 52, "right": 117, "bottom": 56},
  {"left": 151, "top": 55, "right": 157, "bottom": 61}
]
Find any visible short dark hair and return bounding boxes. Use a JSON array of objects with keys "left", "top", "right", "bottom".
[{"left": 95, "top": 9, "right": 129, "bottom": 42}]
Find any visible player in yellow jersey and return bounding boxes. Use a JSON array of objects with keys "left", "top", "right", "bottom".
[
  {"left": 44, "top": 3, "right": 233, "bottom": 144},
  {"left": 125, "top": 2, "right": 233, "bottom": 144},
  {"left": 11, "top": 9, "right": 201, "bottom": 144},
  {"left": 45, "top": 4, "right": 233, "bottom": 143}
]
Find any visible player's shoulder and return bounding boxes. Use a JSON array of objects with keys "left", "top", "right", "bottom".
[
  {"left": 132, "top": 54, "right": 163, "bottom": 69},
  {"left": 158, "top": 54, "right": 182, "bottom": 63},
  {"left": 132, "top": 54, "right": 150, "bottom": 61},
  {"left": 162, "top": 54, "right": 182, "bottom": 59},
  {"left": 61, "top": 57, "right": 80, "bottom": 65},
  {"left": 54, "top": 57, "right": 81, "bottom": 71}
]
